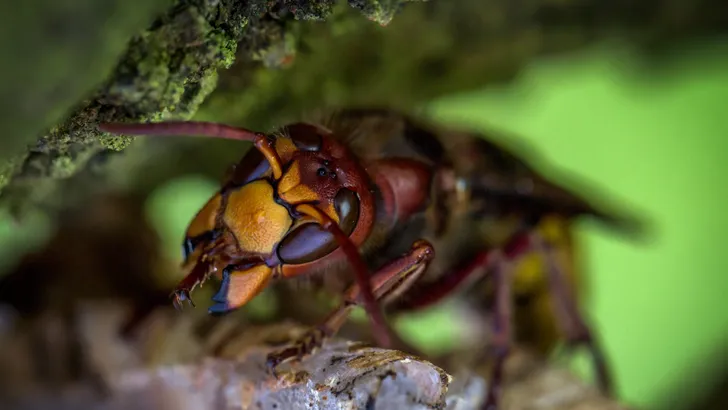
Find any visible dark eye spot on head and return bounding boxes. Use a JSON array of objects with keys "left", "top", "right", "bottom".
[
  {"left": 330, "top": 172, "right": 337, "bottom": 179},
  {"left": 317, "top": 167, "right": 327, "bottom": 177}
]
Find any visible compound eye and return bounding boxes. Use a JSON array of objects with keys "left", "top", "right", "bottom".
[
  {"left": 284, "top": 123, "right": 323, "bottom": 152},
  {"left": 333, "top": 188, "right": 360, "bottom": 235},
  {"left": 276, "top": 188, "right": 361, "bottom": 265}
]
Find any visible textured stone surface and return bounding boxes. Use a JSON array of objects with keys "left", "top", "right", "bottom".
[{"left": 0, "top": 301, "right": 631, "bottom": 410}]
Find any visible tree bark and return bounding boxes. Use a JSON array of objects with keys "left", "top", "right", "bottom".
[
  {"left": 0, "top": 303, "right": 630, "bottom": 410},
  {"left": 1, "top": 0, "right": 727, "bottom": 215}
]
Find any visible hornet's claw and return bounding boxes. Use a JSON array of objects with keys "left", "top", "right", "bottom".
[
  {"left": 264, "top": 327, "right": 326, "bottom": 379},
  {"left": 171, "top": 289, "right": 195, "bottom": 310},
  {"left": 265, "top": 345, "right": 301, "bottom": 379},
  {"left": 266, "top": 353, "right": 286, "bottom": 379}
]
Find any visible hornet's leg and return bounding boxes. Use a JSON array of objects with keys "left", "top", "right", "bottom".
[
  {"left": 170, "top": 255, "right": 210, "bottom": 310},
  {"left": 389, "top": 235, "right": 531, "bottom": 410},
  {"left": 481, "top": 231, "right": 581, "bottom": 410},
  {"left": 531, "top": 231, "right": 613, "bottom": 395},
  {"left": 266, "top": 240, "right": 435, "bottom": 374},
  {"left": 482, "top": 253, "right": 513, "bottom": 410},
  {"left": 393, "top": 250, "right": 493, "bottom": 311},
  {"left": 476, "top": 231, "right": 575, "bottom": 410},
  {"left": 295, "top": 203, "right": 394, "bottom": 351},
  {"left": 384, "top": 251, "right": 511, "bottom": 410},
  {"left": 394, "top": 233, "right": 532, "bottom": 312}
]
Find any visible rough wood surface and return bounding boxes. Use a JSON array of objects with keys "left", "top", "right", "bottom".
[{"left": 0, "top": 302, "right": 629, "bottom": 410}]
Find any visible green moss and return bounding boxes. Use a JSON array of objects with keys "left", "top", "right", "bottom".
[
  {"left": 0, "top": 1, "right": 174, "bottom": 161},
  {"left": 0, "top": 155, "right": 24, "bottom": 191},
  {"left": 233, "top": 17, "right": 297, "bottom": 71},
  {"left": 98, "top": 135, "right": 134, "bottom": 152},
  {"left": 348, "top": 0, "right": 414, "bottom": 25},
  {"left": 206, "top": 32, "right": 238, "bottom": 69},
  {"left": 284, "top": 0, "right": 336, "bottom": 21},
  {"left": 0, "top": 0, "right": 271, "bottom": 212},
  {"left": 0, "top": 0, "right": 430, "bottom": 212},
  {"left": 101, "top": 3, "right": 245, "bottom": 120},
  {"left": 185, "top": 71, "right": 221, "bottom": 115},
  {"left": 50, "top": 156, "right": 78, "bottom": 179}
]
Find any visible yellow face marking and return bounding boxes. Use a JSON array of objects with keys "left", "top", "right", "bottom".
[
  {"left": 324, "top": 202, "right": 340, "bottom": 224},
  {"left": 274, "top": 137, "right": 298, "bottom": 162},
  {"left": 277, "top": 160, "right": 302, "bottom": 194},
  {"left": 255, "top": 209, "right": 266, "bottom": 224},
  {"left": 278, "top": 160, "right": 320, "bottom": 205},
  {"left": 224, "top": 180, "right": 293, "bottom": 254},
  {"left": 280, "top": 185, "right": 319, "bottom": 205}
]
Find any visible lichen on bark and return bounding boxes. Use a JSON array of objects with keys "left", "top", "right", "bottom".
[
  {"left": 348, "top": 0, "right": 419, "bottom": 25},
  {"left": 1, "top": 0, "right": 727, "bottom": 215},
  {"left": 1, "top": 1, "right": 241, "bottom": 208},
  {"left": 0, "top": 3, "right": 260, "bottom": 211},
  {"left": 5, "top": 1, "right": 253, "bottom": 171},
  {"left": 0, "top": 0, "right": 423, "bottom": 216}
]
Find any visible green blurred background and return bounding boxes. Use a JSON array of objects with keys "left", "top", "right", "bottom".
[
  {"left": 2, "top": 43, "right": 727, "bottom": 409},
  {"left": 423, "top": 44, "right": 728, "bottom": 410}
]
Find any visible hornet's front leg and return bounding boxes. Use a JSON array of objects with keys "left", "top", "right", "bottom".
[
  {"left": 266, "top": 240, "right": 435, "bottom": 375},
  {"left": 171, "top": 240, "right": 223, "bottom": 310},
  {"left": 171, "top": 259, "right": 208, "bottom": 310}
]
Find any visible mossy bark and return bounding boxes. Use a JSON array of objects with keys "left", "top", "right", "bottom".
[
  {"left": 0, "top": 0, "right": 425, "bottom": 216},
  {"left": 0, "top": 0, "right": 726, "bottom": 216},
  {"left": 0, "top": 0, "right": 266, "bottom": 209}
]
